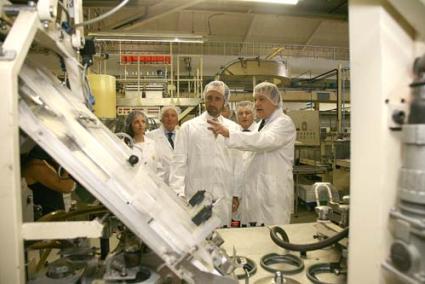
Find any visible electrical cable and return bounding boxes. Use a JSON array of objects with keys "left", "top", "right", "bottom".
[
  {"left": 116, "top": 132, "right": 134, "bottom": 148},
  {"left": 57, "top": 0, "right": 70, "bottom": 24},
  {"left": 270, "top": 226, "right": 349, "bottom": 252},
  {"left": 80, "top": 63, "right": 96, "bottom": 110},
  {"left": 260, "top": 253, "right": 304, "bottom": 275},
  {"left": 75, "top": 0, "right": 130, "bottom": 27}
]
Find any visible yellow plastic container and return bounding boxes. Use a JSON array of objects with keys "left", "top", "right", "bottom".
[{"left": 87, "top": 74, "right": 116, "bottom": 119}]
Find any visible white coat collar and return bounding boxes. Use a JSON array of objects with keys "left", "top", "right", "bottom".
[
  {"left": 248, "top": 121, "right": 258, "bottom": 131},
  {"left": 264, "top": 108, "right": 282, "bottom": 123},
  {"left": 201, "top": 111, "right": 224, "bottom": 123},
  {"left": 260, "top": 108, "right": 282, "bottom": 129},
  {"left": 160, "top": 125, "right": 176, "bottom": 135},
  {"left": 241, "top": 122, "right": 258, "bottom": 132}
]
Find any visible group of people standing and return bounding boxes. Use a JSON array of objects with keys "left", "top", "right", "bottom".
[{"left": 125, "top": 80, "right": 296, "bottom": 227}]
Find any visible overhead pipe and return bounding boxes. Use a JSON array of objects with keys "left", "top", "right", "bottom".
[
  {"left": 293, "top": 68, "right": 343, "bottom": 133},
  {"left": 294, "top": 68, "right": 337, "bottom": 84}
]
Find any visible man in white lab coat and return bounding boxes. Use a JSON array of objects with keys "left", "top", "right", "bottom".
[
  {"left": 234, "top": 101, "right": 257, "bottom": 226},
  {"left": 207, "top": 82, "right": 296, "bottom": 225},
  {"left": 170, "top": 81, "right": 241, "bottom": 227},
  {"left": 145, "top": 105, "right": 180, "bottom": 185}
]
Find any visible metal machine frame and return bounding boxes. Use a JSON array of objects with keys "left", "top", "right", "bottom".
[{"left": 0, "top": 1, "right": 235, "bottom": 283}]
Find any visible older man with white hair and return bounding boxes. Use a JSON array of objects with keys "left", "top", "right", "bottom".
[
  {"left": 234, "top": 100, "right": 257, "bottom": 226},
  {"left": 170, "top": 80, "right": 241, "bottom": 227},
  {"left": 207, "top": 82, "right": 296, "bottom": 225},
  {"left": 236, "top": 101, "right": 257, "bottom": 132},
  {"left": 146, "top": 105, "right": 180, "bottom": 185}
]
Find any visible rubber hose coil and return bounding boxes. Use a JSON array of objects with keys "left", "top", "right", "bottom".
[
  {"left": 260, "top": 253, "right": 304, "bottom": 275},
  {"left": 306, "top": 262, "right": 347, "bottom": 284},
  {"left": 270, "top": 226, "right": 349, "bottom": 252},
  {"left": 231, "top": 256, "right": 257, "bottom": 279}
]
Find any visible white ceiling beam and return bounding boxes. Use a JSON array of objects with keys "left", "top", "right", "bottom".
[
  {"left": 242, "top": 14, "right": 256, "bottom": 42},
  {"left": 185, "top": 8, "right": 347, "bottom": 21},
  {"left": 304, "top": 20, "right": 323, "bottom": 46},
  {"left": 265, "top": 47, "right": 284, "bottom": 60},
  {"left": 114, "top": 0, "right": 205, "bottom": 31}
]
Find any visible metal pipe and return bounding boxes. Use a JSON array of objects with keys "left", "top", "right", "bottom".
[
  {"left": 37, "top": 205, "right": 107, "bottom": 222},
  {"left": 75, "top": 0, "right": 130, "bottom": 27},
  {"left": 337, "top": 64, "right": 342, "bottom": 133},
  {"left": 295, "top": 69, "right": 337, "bottom": 83}
]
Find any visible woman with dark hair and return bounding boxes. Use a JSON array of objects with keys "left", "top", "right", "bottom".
[
  {"left": 22, "top": 146, "right": 76, "bottom": 218},
  {"left": 125, "top": 110, "right": 164, "bottom": 176}
]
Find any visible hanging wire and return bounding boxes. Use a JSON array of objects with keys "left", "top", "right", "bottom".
[{"left": 75, "top": 0, "right": 130, "bottom": 27}]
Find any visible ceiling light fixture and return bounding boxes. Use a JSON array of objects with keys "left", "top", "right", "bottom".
[
  {"left": 236, "top": 0, "right": 298, "bottom": 4},
  {"left": 90, "top": 33, "right": 204, "bottom": 44},
  {"left": 94, "top": 38, "right": 204, "bottom": 44}
]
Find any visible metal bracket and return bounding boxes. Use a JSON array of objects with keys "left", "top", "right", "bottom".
[
  {"left": 386, "top": 99, "right": 408, "bottom": 131},
  {"left": 0, "top": 48, "right": 17, "bottom": 61}
]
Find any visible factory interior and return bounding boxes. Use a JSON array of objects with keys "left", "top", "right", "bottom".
[{"left": 0, "top": 0, "right": 424, "bottom": 283}]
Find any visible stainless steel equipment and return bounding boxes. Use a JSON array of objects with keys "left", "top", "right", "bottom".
[
  {"left": 0, "top": 2, "right": 236, "bottom": 283},
  {"left": 383, "top": 54, "right": 425, "bottom": 283}
]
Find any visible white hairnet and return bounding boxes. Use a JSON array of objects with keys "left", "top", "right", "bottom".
[
  {"left": 203, "top": 80, "right": 230, "bottom": 104},
  {"left": 236, "top": 101, "right": 255, "bottom": 121},
  {"left": 253, "top": 82, "right": 282, "bottom": 108},
  {"left": 125, "top": 110, "right": 148, "bottom": 137},
  {"left": 160, "top": 105, "right": 180, "bottom": 120}
]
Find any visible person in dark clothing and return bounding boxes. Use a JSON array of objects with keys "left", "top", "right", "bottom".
[{"left": 22, "top": 146, "right": 76, "bottom": 218}]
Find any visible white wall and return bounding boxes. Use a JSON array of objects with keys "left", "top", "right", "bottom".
[{"left": 348, "top": 1, "right": 415, "bottom": 283}]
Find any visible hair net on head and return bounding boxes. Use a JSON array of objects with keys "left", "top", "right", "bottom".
[
  {"left": 160, "top": 105, "right": 180, "bottom": 120},
  {"left": 253, "top": 82, "right": 282, "bottom": 108},
  {"left": 236, "top": 101, "right": 255, "bottom": 120},
  {"left": 125, "top": 110, "right": 148, "bottom": 137},
  {"left": 203, "top": 80, "right": 231, "bottom": 104}
]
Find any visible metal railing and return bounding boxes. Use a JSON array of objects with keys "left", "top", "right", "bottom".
[{"left": 95, "top": 40, "right": 349, "bottom": 61}]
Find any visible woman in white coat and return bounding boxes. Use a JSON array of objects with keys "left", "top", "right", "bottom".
[
  {"left": 125, "top": 110, "right": 164, "bottom": 177},
  {"left": 207, "top": 82, "right": 296, "bottom": 225}
]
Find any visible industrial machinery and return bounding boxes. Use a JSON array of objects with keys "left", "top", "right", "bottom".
[
  {"left": 383, "top": 54, "right": 425, "bottom": 283},
  {"left": 263, "top": 182, "right": 349, "bottom": 284},
  {"left": 0, "top": 1, "right": 237, "bottom": 283}
]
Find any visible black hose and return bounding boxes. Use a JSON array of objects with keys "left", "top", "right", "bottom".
[
  {"left": 270, "top": 226, "right": 349, "bottom": 252},
  {"left": 306, "top": 262, "right": 347, "bottom": 284},
  {"left": 260, "top": 253, "right": 304, "bottom": 275}
]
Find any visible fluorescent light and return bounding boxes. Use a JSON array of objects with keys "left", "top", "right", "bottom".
[
  {"left": 89, "top": 32, "right": 204, "bottom": 44},
  {"left": 236, "top": 0, "right": 298, "bottom": 4},
  {"left": 94, "top": 38, "right": 204, "bottom": 44}
]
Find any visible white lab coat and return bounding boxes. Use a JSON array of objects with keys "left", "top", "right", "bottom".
[
  {"left": 145, "top": 126, "right": 178, "bottom": 185},
  {"left": 170, "top": 112, "right": 241, "bottom": 226},
  {"left": 226, "top": 108, "right": 296, "bottom": 225},
  {"left": 133, "top": 136, "right": 165, "bottom": 179},
  {"left": 241, "top": 121, "right": 258, "bottom": 132},
  {"left": 234, "top": 121, "right": 258, "bottom": 221}
]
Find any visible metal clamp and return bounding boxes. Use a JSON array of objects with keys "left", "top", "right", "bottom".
[
  {"left": 0, "top": 46, "right": 17, "bottom": 61},
  {"left": 231, "top": 256, "right": 257, "bottom": 280}
]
